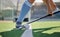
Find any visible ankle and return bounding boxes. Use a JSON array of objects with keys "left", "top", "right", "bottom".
[
  {"left": 16, "top": 22, "right": 22, "bottom": 25},
  {"left": 48, "top": 12, "right": 53, "bottom": 16}
]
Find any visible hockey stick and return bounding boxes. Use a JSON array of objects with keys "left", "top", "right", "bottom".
[
  {"left": 13, "top": 11, "right": 60, "bottom": 30},
  {"left": 25, "top": 11, "right": 60, "bottom": 25}
]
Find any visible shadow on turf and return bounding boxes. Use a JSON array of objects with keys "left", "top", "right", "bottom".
[
  {"left": 32, "top": 26, "right": 60, "bottom": 37},
  {"left": 0, "top": 29, "right": 25, "bottom": 37},
  {"left": 0, "top": 26, "right": 60, "bottom": 37}
]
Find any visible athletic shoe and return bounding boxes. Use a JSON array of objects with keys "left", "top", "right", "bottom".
[
  {"left": 16, "top": 22, "right": 23, "bottom": 29},
  {"left": 53, "top": 8, "right": 60, "bottom": 13},
  {"left": 16, "top": 22, "right": 30, "bottom": 30}
]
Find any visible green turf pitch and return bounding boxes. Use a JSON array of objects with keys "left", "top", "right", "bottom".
[
  {"left": 0, "top": 21, "right": 25, "bottom": 37},
  {"left": 0, "top": 21, "right": 60, "bottom": 37},
  {"left": 32, "top": 21, "right": 60, "bottom": 37}
]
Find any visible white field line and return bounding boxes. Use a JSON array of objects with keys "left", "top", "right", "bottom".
[{"left": 21, "top": 24, "right": 33, "bottom": 37}]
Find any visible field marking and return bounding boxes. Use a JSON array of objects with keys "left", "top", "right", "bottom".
[{"left": 21, "top": 24, "right": 33, "bottom": 37}]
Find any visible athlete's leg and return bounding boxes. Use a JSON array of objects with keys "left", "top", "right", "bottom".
[
  {"left": 49, "top": 0, "right": 56, "bottom": 11},
  {"left": 49, "top": 0, "right": 60, "bottom": 12},
  {"left": 42, "top": 0, "right": 53, "bottom": 16},
  {"left": 16, "top": 0, "right": 35, "bottom": 29}
]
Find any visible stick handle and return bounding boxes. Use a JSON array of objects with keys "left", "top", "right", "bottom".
[{"left": 26, "top": 11, "right": 60, "bottom": 25}]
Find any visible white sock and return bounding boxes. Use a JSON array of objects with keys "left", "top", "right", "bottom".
[{"left": 53, "top": 8, "right": 60, "bottom": 13}]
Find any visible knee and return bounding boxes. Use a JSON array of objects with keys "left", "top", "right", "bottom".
[
  {"left": 42, "top": 0, "right": 49, "bottom": 2},
  {"left": 28, "top": 0, "right": 35, "bottom": 4},
  {"left": 24, "top": 0, "right": 35, "bottom": 7}
]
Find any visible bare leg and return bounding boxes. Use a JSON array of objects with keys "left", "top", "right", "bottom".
[
  {"left": 29, "top": 0, "right": 35, "bottom": 4},
  {"left": 49, "top": 0, "right": 56, "bottom": 11},
  {"left": 42, "top": 0, "right": 53, "bottom": 16}
]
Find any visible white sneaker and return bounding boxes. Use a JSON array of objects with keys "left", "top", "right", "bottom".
[
  {"left": 53, "top": 8, "right": 60, "bottom": 13},
  {"left": 16, "top": 24, "right": 30, "bottom": 30},
  {"left": 16, "top": 25, "right": 23, "bottom": 29}
]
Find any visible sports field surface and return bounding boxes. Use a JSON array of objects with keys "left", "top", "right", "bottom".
[{"left": 0, "top": 21, "right": 60, "bottom": 37}]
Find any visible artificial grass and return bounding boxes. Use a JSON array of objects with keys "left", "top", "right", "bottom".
[
  {"left": 31, "top": 21, "right": 60, "bottom": 37},
  {"left": 0, "top": 21, "right": 60, "bottom": 37},
  {"left": 0, "top": 21, "right": 25, "bottom": 37}
]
